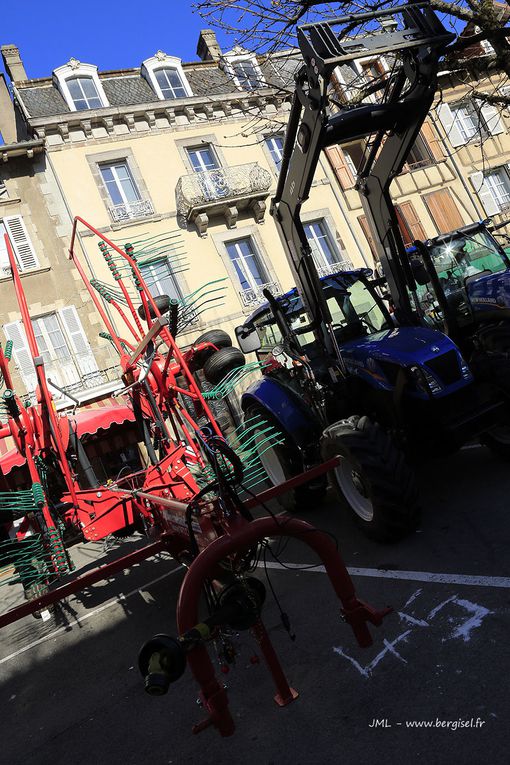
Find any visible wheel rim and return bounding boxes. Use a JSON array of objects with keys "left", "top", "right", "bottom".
[
  {"left": 254, "top": 431, "right": 287, "bottom": 486},
  {"left": 334, "top": 457, "right": 374, "bottom": 522}
]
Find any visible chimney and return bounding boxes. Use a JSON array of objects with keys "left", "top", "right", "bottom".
[
  {"left": 1, "top": 44, "right": 27, "bottom": 83},
  {"left": 197, "top": 30, "right": 222, "bottom": 62},
  {"left": 0, "top": 74, "right": 17, "bottom": 144}
]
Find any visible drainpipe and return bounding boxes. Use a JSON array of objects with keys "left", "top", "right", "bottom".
[{"left": 318, "top": 153, "right": 371, "bottom": 268}]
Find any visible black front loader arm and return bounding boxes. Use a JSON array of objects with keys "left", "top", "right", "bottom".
[{"left": 271, "top": 3, "right": 455, "bottom": 353}]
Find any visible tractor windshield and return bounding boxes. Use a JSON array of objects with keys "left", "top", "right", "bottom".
[
  {"left": 415, "top": 228, "right": 509, "bottom": 328},
  {"left": 253, "top": 277, "right": 391, "bottom": 359}
]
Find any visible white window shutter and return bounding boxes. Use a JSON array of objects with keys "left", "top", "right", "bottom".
[
  {"left": 0, "top": 224, "right": 11, "bottom": 274},
  {"left": 3, "top": 321, "right": 38, "bottom": 393},
  {"left": 480, "top": 102, "right": 504, "bottom": 136},
  {"left": 59, "top": 306, "right": 98, "bottom": 375},
  {"left": 436, "top": 103, "right": 465, "bottom": 148},
  {"left": 470, "top": 172, "right": 500, "bottom": 217},
  {"left": 3, "top": 216, "right": 39, "bottom": 271}
]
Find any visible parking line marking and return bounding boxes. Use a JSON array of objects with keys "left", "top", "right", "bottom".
[
  {"left": 0, "top": 565, "right": 182, "bottom": 666},
  {"left": 260, "top": 561, "right": 510, "bottom": 589}
]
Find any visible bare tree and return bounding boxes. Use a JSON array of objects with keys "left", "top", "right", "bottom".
[{"left": 194, "top": 0, "right": 510, "bottom": 106}]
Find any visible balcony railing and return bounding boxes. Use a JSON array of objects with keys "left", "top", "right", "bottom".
[
  {"left": 315, "top": 259, "right": 353, "bottom": 277},
  {"left": 26, "top": 346, "right": 121, "bottom": 403},
  {"left": 176, "top": 163, "right": 272, "bottom": 219},
  {"left": 108, "top": 199, "right": 155, "bottom": 223},
  {"left": 238, "top": 281, "right": 282, "bottom": 308}
]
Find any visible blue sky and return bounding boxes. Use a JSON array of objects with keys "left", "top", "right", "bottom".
[{"left": 0, "top": 1, "right": 230, "bottom": 81}]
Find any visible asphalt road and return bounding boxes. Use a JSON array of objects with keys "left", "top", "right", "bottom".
[{"left": 1, "top": 442, "right": 509, "bottom": 765}]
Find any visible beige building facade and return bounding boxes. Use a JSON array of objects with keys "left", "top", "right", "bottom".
[{"left": 1, "top": 28, "right": 510, "bottom": 402}]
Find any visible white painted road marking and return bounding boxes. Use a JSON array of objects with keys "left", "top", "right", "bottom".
[
  {"left": 0, "top": 565, "right": 182, "bottom": 666},
  {"left": 333, "top": 588, "right": 493, "bottom": 676},
  {"left": 261, "top": 561, "right": 510, "bottom": 589}
]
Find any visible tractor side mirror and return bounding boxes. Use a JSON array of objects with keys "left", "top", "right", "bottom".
[{"left": 235, "top": 324, "right": 261, "bottom": 354}]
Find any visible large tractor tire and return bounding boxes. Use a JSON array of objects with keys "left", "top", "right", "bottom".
[
  {"left": 203, "top": 346, "right": 246, "bottom": 385},
  {"left": 475, "top": 322, "right": 510, "bottom": 354},
  {"left": 245, "top": 406, "right": 327, "bottom": 511},
  {"left": 321, "top": 415, "right": 420, "bottom": 542},
  {"left": 192, "top": 329, "right": 232, "bottom": 369}
]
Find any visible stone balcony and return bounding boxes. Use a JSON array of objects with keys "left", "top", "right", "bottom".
[{"left": 176, "top": 163, "right": 272, "bottom": 235}]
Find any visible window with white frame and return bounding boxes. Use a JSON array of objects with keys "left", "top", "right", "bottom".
[
  {"left": 67, "top": 77, "right": 103, "bottom": 110},
  {"left": 187, "top": 145, "right": 227, "bottom": 200},
  {"left": 3, "top": 306, "right": 98, "bottom": 396},
  {"left": 99, "top": 161, "right": 154, "bottom": 221},
  {"left": 154, "top": 68, "right": 188, "bottom": 99},
  {"left": 141, "top": 53, "right": 193, "bottom": 101},
  {"left": 140, "top": 259, "right": 181, "bottom": 301},
  {"left": 226, "top": 237, "right": 268, "bottom": 295},
  {"left": 265, "top": 135, "right": 284, "bottom": 171},
  {"left": 53, "top": 60, "right": 108, "bottom": 112},
  {"left": 224, "top": 48, "right": 266, "bottom": 92},
  {"left": 304, "top": 219, "right": 346, "bottom": 275},
  {"left": 437, "top": 99, "right": 504, "bottom": 148},
  {"left": 451, "top": 103, "right": 481, "bottom": 143},
  {"left": 232, "top": 59, "right": 261, "bottom": 90},
  {"left": 484, "top": 167, "right": 510, "bottom": 211},
  {"left": 0, "top": 216, "right": 39, "bottom": 274},
  {"left": 100, "top": 162, "right": 141, "bottom": 207}
]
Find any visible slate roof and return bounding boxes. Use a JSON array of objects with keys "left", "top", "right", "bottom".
[
  {"left": 185, "top": 66, "right": 232, "bottom": 97},
  {"left": 19, "top": 85, "right": 69, "bottom": 117},
  {"left": 15, "top": 56, "right": 295, "bottom": 120},
  {"left": 102, "top": 76, "right": 155, "bottom": 106}
]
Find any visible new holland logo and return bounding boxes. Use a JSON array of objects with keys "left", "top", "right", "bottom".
[{"left": 430, "top": 346, "right": 440, "bottom": 353}]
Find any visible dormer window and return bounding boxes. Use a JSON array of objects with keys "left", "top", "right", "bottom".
[
  {"left": 53, "top": 59, "right": 108, "bottom": 112},
  {"left": 67, "top": 77, "right": 102, "bottom": 110},
  {"left": 232, "top": 60, "right": 260, "bottom": 90},
  {"left": 224, "top": 47, "right": 266, "bottom": 91},
  {"left": 154, "top": 68, "right": 188, "bottom": 99},
  {"left": 141, "top": 53, "right": 193, "bottom": 101}
]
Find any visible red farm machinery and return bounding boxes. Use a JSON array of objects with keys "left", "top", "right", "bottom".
[{"left": 0, "top": 213, "right": 391, "bottom": 736}]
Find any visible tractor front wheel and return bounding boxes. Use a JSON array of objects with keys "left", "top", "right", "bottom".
[
  {"left": 246, "top": 407, "right": 327, "bottom": 511},
  {"left": 321, "top": 415, "right": 420, "bottom": 542}
]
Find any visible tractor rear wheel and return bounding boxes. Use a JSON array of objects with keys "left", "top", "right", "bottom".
[
  {"left": 246, "top": 407, "right": 327, "bottom": 511},
  {"left": 321, "top": 415, "right": 420, "bottom": 542}
]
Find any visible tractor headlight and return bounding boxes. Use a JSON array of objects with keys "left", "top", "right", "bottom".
[
  {"left": 408, "top": 365, "right": 443, "bottom": 396},
  {"left": 459, "top": 358, "right": 473, "bottom": 381}
]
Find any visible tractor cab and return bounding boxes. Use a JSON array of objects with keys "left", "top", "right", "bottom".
[
  {"left": 241, "top": 269, "right": 392, "bottom": 366},
  {"left": 408, "top": 222, "right": 510, "bottom": 337}
]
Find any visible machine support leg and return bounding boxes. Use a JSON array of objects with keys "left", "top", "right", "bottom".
[{"left": 251, "top": 618, "right": 299, "bottom": 706}]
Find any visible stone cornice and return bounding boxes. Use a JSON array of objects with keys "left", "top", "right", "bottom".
[{"left": 25, "top": 88, "right": 290, "bottom": 141}]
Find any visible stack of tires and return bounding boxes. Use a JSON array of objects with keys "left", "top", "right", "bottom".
[{"left": 192, "top": 329, "right": 246, "bottom": 385}]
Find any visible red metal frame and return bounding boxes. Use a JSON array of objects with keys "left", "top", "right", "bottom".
[{"left": 0, "top": 218, "right": 391, "bottom": 738}]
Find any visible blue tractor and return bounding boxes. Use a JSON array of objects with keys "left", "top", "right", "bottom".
[
  {"left": 235, "top": 267, "right": 505, "bottom": 540},
  {"left": 406, "top": 221, "right": 510, "bottom": 396},
  {"left": 215, "top": 6, "right": 509, "bottom": 542}
]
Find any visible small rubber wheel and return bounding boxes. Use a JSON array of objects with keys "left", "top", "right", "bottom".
[
  {"left": 192, "top": 329, "right": 232, "bottom": 369},
  {"left": 203, "top": 346, "right": 246, "bottom": 385}
]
